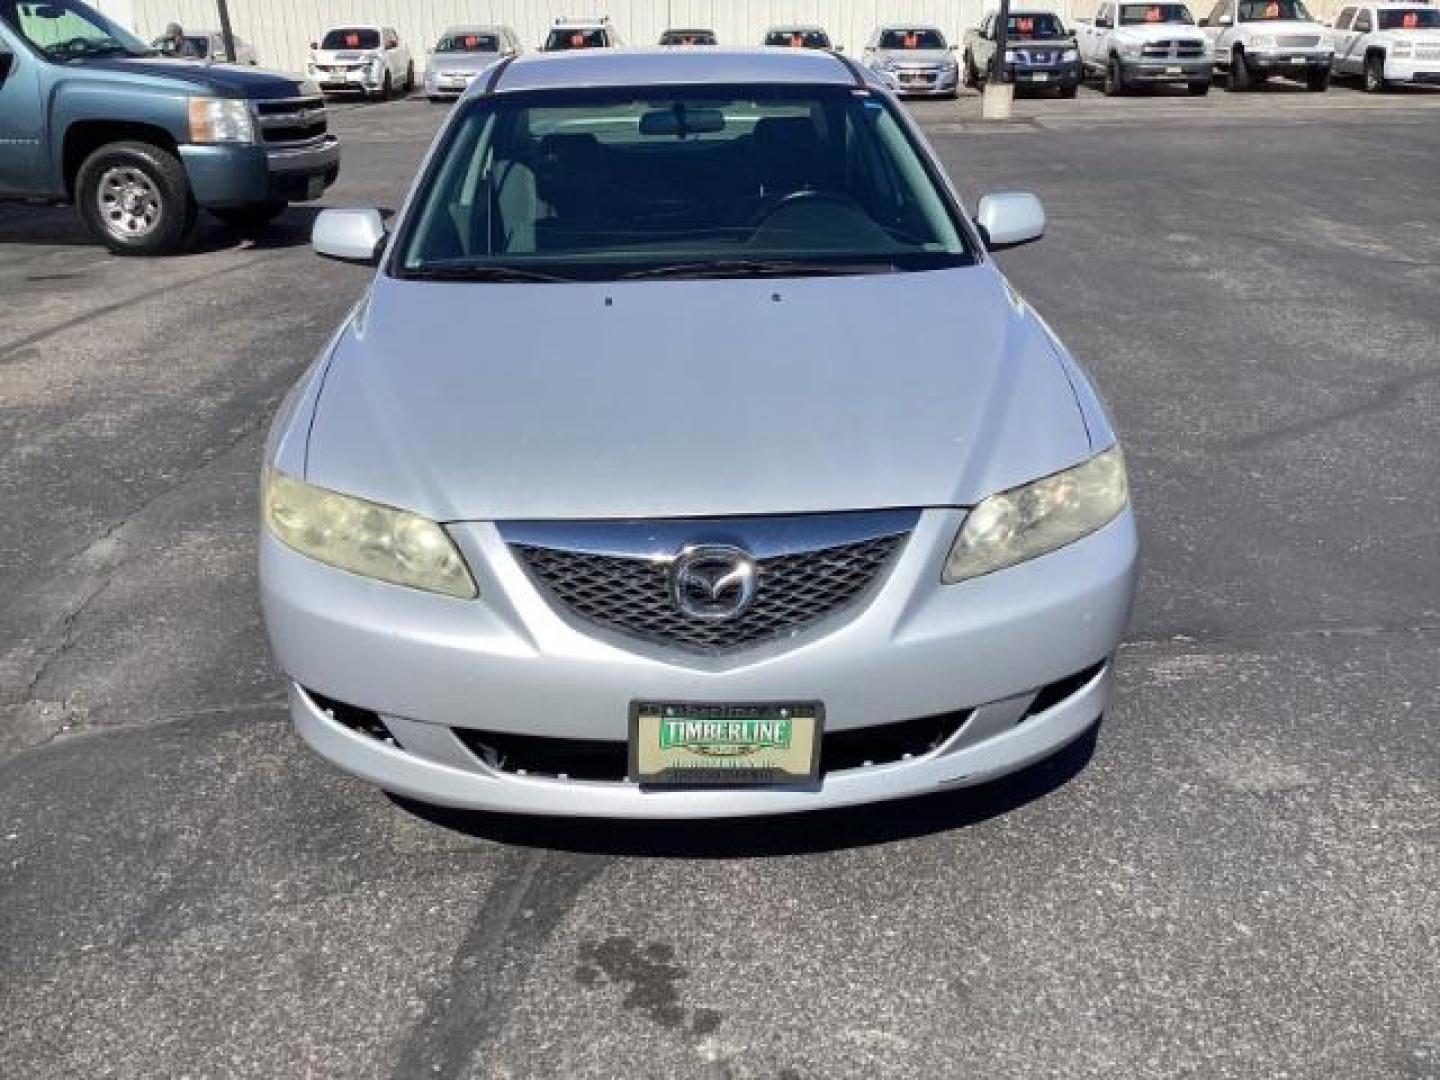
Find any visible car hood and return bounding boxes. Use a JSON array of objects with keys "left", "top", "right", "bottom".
[
  {"left": 304, "top": 268, "right": 1092, "bottom": 522},
  {"left": 429, "top": 51, "right": 499, "bottom": 72},
  {"left": 79, "top": 57, "right": 308, "bottom": 97},
  {"left": 877, "top": 48, "right": 955, "bottom": 64}
]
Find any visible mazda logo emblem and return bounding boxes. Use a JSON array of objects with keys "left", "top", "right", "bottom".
[{"left": 671, "top": 545, "right": 758, "bottom": 622}]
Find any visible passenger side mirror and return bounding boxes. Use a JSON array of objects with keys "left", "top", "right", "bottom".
[
  {"left": 312, "top": 208, "right": 387, "bottom": 263},
  {"left": 309, "top": 40, "right": 318, "bottom": 50},
  {"left": 976, "top": 192, "right": 1046, "bottom": 249}
]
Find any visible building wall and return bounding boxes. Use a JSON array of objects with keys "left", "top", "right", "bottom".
[{"left": 97, "top": 0, "right": 1089, "bottom": 74}]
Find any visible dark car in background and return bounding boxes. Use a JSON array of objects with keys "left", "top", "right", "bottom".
[{"left": 660, "top": 28, "right": 718, "bottom": 46}]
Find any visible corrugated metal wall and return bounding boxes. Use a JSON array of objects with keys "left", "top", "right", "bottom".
[{"left": 109, "top": 0, "right": 1088, "bottom": 76}]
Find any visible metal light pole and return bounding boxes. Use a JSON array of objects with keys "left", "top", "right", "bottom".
[
  {"left": 216, "top": 0, "right": 237, "bottom": 63},
  {"left": 982, "top": 0, "right": 1016, "bottom": 119}
]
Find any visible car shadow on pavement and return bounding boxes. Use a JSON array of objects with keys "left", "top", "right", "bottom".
[
  {"left": 0, "top": 204, "right": 325, "bottom": 255},
  {"left": 389, "top": 723, "right": 1101, "bottom": 858}
]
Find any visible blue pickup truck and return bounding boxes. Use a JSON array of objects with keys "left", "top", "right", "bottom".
[{"left": 0, "top": 0, "right": 339, "bottom": 255}]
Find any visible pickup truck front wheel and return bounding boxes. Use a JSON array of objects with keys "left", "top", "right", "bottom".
[
  {"left": 1229, "top": 49, "right": 1254, "bottom": 90},
  {"left": 1363, "top": 52, "right": 1389, "bottom": 92},
  {"left": 76, "top": 141, "right": 197, "bottom": 257},
  {"left": 1103, "top": 57, "right": 1128, "bottom": 96}
]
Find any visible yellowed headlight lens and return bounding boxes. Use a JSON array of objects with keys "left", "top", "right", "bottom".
[{"left": 263, "top": 468, "right": 477, "bottom": 599}]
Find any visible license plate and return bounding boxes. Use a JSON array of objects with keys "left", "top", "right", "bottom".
[
  {"left": 1290, "top": 56, "right": 1307, "bottom": 64},
  {"left": 630, "top": 702, "right": 822, "bottom": 788},
  {"left": 1030, "top": 72, "right": 1049, "bottom": 82},
  {"left": 1166, "top": 65, "right": 1183, "bottom": 74}
]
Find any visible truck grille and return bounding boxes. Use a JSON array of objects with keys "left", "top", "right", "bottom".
[
  {"left": 504, "top": 513, "right": 915, "bottom": 655},
  {"left": 254, "top": 96, "right": 328, "bottom": 145},
  {"left": 1276, "top": 34, "right": 1321, "bottom": 47},
  {"left": 1141, "top": 40, "right": 1206, "bottom": 57}
]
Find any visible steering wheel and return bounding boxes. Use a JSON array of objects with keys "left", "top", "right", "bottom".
[{"left": 748, "top": 189, "right": 867, "bottom": 229}]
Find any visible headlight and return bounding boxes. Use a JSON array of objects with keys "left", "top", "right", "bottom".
[
  {"left": 187, "top": 97, "right": 255, "bottom": 144},
  {"left": 1004, "top": 49, "right": 1018, "bottom": 62},
  {"left": 262, "top": 468, "right": 477, "bottom": 599},
  {"left": 300, "top": 78, "right": 320, "bottom": 96},
  {"left": 1119, "top": 41, "right": 1143, "bottom": 58},
  {"left": 943, "top": 445, "right": 1129, "bottom": 583},
  {"left": 368, "top": 55, "right": 385, "bottom": 73},
  {"left": 1252, "top": 34, "right": 1277, "bottom": 49},
  {"left": 1062, "top": 48, "right": 1079, "bottom": 61}
]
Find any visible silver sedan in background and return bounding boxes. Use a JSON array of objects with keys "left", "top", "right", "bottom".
[
  {"left": 262, "top": 49, "right": 1138, "bottom": 819},
  {"left": 863, "top": 25, "right": 962, "bottom": 96},
  {"left": 423, "top": 24, "right": 521, "bottom": 101}
]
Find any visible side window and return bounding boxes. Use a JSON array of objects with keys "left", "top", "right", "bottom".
[
  {"left": 1334, "top": 7, "right": 1354, "bottom": 28},
  {"left": 1206, "top": 0, "right": 1231, "bottom": 23},
  {"left": 1353, "top": 8, "right": 1372, "bottom": 31},
  {"left": 1097, "top": 4, "right": 1113, "bottom": 28}
]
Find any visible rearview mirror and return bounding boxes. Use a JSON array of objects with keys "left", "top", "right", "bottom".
[
  {"left": 312, "top": 208, "right": 387, "bottom": 263},
  {"left": 639, "top": 107, "right": 725, "bottom": 136},
  {"left": 976, "top": 192, "right": 1046, "bottom": 249}
]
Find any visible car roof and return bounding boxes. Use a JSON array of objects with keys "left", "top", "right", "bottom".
[
  {"left": 494, "top": 48, "right": 867, "bottom": 93},
  {"left": 323, "top": 25, "right": 383, "bottom": 32},
  {"left": 439, "top": 25, "right": 507, "bottom": 36},
  {"left": 765, "top": 25, "right": 830, "bottom": 33},
  {"left": 877, "top": 24, "right": 946, "bottom": 32}
]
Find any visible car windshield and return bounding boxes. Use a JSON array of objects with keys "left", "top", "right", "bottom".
[
  {"left": 396, "top": 84, "right": 975, "bottom": 281},
  {"left": 153, "top": 33, "right": 208, "bottom": 57},
  {"left": 1, "top": 0, "right": 149, "bottom": 59},
  {"left": 545, "top": 28, "right": 607, "bottom": 50},
  {"left": 1378, "top": 7, "right": 1440, "bottom": 27},
  {"left": 1119, "top": 4, "right": 1197, "bottom": 24},
  {"left": 879, "top": 29, "right": 948, "bottom": 49},
  {"left": 660, "top": 30, "right": 717, "bottom": 45},
  {"left": 1008, "top": 13, "right": 1068, "bottom": 37},
  {"left": 765, "top": 30, "right": 831, "bottom": 48},
  {"left": 437, "top": 32, "right": 499, "bottom": 53},
  {"left": 1237, "top": 0, "right": 1313, "bottom": 20},
  {"left": 322, "top": 28, "right": 380, "bottom": 50}
]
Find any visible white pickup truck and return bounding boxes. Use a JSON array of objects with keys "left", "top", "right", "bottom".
[
  {"left": 1199, "top": 0, "right": 1334, "bottom": 90},
  {"left": 1076, "top": 1, "right": 1213, "bottom": 94},
  {"left": 307, "top": 25, "right": 414, "bottom": 100},
  {"left": 1331, "top": 2, "right": 1440, "bottom": 90}
]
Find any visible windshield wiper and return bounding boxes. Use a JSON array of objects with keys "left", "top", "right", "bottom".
[
  {"left": 619, "top": 259, "right": 899, "bottom": 281},
  {"left": 404, "top": 264, "right": 575, "bottom": 284}
]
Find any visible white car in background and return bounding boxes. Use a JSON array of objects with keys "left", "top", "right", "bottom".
[
  {"left": 1331, "top": 2, "right": 1440, "bottom": 89},
  {"left": 541, "top": 16, "right": 623, "bottom": 51},
  {"left": 1075, "top": 2, "right": 1212, "bottom": 95},
  {"left": 424, "top": 25, "right": 521, "bottom": 102},
  {"left": 308, "top": 25, "right": 414, "bottom": 100},
  {"left": 1200, "top": 0, "right": 1334, "bottom": 90}
]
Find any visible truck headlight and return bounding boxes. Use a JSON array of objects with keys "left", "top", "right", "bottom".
[
  {"left": 1119, "top": 42, "right": 1143, "bottom": 59},
  {"left": 943, "top": 445, "right": 1129, "bottom": 583},
  {"left": 1062, "top": 48, "right": 1079, "bottom": 62},
  {"left": 1252, "top": 34, "right": 1278, "bottom": 49},
  {"left": 1004, "top": 49, "right": 1018, "bottom": 62},
  {"left": 263, "top": 469, "right": 478, "bottom": 599},
  {"left": 187, "top": 97, "right": 256, "bottom": 144}
]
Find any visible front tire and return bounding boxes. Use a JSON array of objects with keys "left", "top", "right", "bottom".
[
  {"left": 1103, "top": 56, "right": 1126, "bottom": 95},
  {"left": 75, "top": 140, "right": 197, "bottom": 256},
  {"left": 372, "top": 70, "right": 392, "bottom": 102},
  {"left": 1363, "top": 52, "right": 1387, "bottom": 92},
  {"left": 212, "top": 201, "right": 287, "bottom": 232},
  {"left": 1306, "top": 68, "right": 1330, "bottom": 92},
  {"left": 404, "top": 62, "right": 414, "bottom": 92},
  {"left": 1229, "top": 47, "right": 1253, "bottom": 90},
  {"left": 1188, "top": 79, "right": 1211, "bottom": 95}
]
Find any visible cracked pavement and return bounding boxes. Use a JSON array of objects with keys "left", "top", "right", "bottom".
[{"left": 1, "top": 90, "right": 1437, "bottom": 1078}]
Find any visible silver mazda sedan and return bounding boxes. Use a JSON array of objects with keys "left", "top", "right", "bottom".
[{"left": 261, "top": 48, "right": 1138, "bottom": 818}]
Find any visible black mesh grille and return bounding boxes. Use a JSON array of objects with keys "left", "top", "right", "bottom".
[
  {"left": 512, "top": 534, "right": 905, "bottom": 654},
  {"left": 255, "top": 96, "right": 328, "bottom": 144}
]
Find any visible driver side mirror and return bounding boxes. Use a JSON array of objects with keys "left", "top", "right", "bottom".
[
  {"left": 312, "top": 208, "right": 387, "bottom": 263},
  {"left": 976, "top": 192, "right": 1046, "bottom": 250}
]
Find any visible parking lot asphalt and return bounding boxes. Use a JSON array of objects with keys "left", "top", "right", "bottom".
[{"left": 2, "top": 85, "right": 1437, "bottom": 1079}]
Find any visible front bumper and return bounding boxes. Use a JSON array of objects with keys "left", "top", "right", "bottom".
[
  {"left": 312, "top": 67, "right": 383, "bottom": 93},
  {"left": 1003, "top": 63, "right": 1082, "bottom": 90},
  {"left": 425, "top": 73, "right": 481, "bottom": 98},
  {"left": 1245, "top": 51, "right": 1333, "bottom": 74},
  {"left": 261, "top": 507, "right": 1139, "bottom": 818},
  {"left": 1120, "top": 57, "right": 1211, "bottom": 82},
  {"left": 882, "top": 68, "right": 961, "bottom": 95},
  {"left": 1384, "top": 57, "right": 1440, "bottom": 84},
  {"left": 180, "top": 135, "right": 341, "bottom": 208}
]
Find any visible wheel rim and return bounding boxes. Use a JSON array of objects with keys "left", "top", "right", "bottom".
[
  {"left": 97, "top": 165, "right": 162, "bottom": 241},
  {"left": 1366, "top": 60, "right": 1379, "bottom": 90}
]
